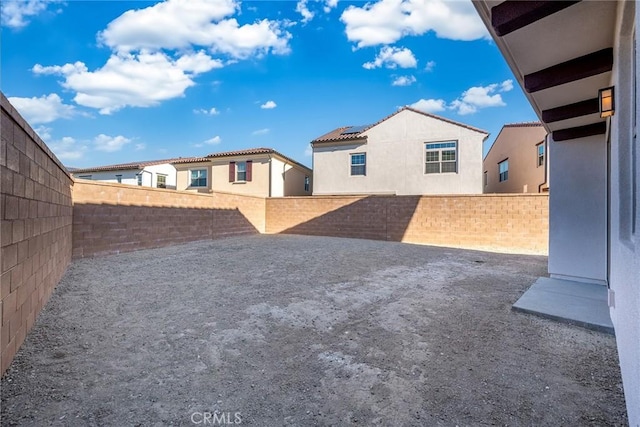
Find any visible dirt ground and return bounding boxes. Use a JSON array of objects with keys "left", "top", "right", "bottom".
[{"left": 0, "top": 235, "right": 628, "bottom": 426}]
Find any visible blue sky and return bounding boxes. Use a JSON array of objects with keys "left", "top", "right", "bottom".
[{"left": 1, "top": 0, "right": 538, "bottom": 168}]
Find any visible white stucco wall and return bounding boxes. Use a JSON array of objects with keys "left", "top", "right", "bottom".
[
  {"left": 144, "top": 164, "right": 177, "bottom": 189},
  {"left": 271, "top": 157, "right": 286, "bottom": 197},
  {"left": 74, "top": 169, "right": 140, "bottom": 185},
  {"left": 73, "top": 164, "right": 177, "bottom": 189},
  {"left": 609, "top": 2, "right": 639, "bottom": 425},
  {"left": 312, "top": 109, "right": 486, "bottom": 195},
  {"left": 548, "top": 134, "right": 607, "bottom": 284}
]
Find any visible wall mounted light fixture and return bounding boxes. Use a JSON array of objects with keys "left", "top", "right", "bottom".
[{"left": 599, "top": 86, "right": 615, "bottom": 118}]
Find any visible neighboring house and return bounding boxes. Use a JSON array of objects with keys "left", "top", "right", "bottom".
[
  {"left": 174, "top": 148, "right": 312, "bottom": 197},
  {"left": 70, "top": 158, "right": 184, "bottom": 189},
  {"left": 311, "top": 107, "right": 489, "bottom": 195},
  {"left": 473, "top": 1, "right": 638, "bottom": 424},
  {"left": 483, "top": 122, "right": 549, "bottom": 193}
]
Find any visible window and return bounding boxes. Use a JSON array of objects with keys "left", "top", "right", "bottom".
[
  {"left": 304, "top": 176, "right": 310, "bottom": 192},
  {"left": 484, "top": 171, "right": 488, "bottom": 187},
  {"left": 78, "top": 175, "right": 92, "bottom": 180},
  {"left": 229, "top": 161, "right": 252, "bottom": 182},
  {"left": 190, "top": 169, "right": 207, "bottom": 187},
  {"left": 137, "top": 174, "right": 142, "bottom": 186},
  {"left": 157, "top": 174, "right": 167, "bottom": 188},
  {"left": 499, "top": 159, "right": 509, "bottom": 182},
  {"left": 537, "top": 143, "right": 545, "bottom": 167},
  {"left": 425, "top": 141, "right": 457, "bottom": 174},
  {"left": 115, "top": 174, "right": 122, "bottom": 184},
  {"left": 350, "top": 153, "right": 366, "bottom": 176},
  {"left": 237, "top": 161, "right": 247, "bottom": 181}
]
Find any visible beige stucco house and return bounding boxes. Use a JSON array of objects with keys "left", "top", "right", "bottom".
[
  {"left": 483, "top": 123, "right": 549, "bottom": 193},
  {"left": 473, "top": 0, "right": 639, "bottom": 423},
  {"left": 174, "top": 148, "right": 312, "bottom": 197},
  {"left": 311, "top": 107, "right": 488, "bottom": 196}
]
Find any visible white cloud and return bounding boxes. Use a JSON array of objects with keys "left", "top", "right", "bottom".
[
  {"left": 392, "top": 75, "right": 416, "bottom": 87},
  {"left": 296, "top": 0, "right": 314, "bottom": 23},
  {"left": 98, "top": 0, "right": 291, "bottom": 59},
  {"left": 204, "top": 135, "right": 222, "bottom": 145},
  {"left": 8, "top": 93, "right": 75, "bottom": 124},
  {"left": 425, "top": 60, "right": 436, "bottom": 72},
  {"left": 363, "top": 46, "right": 416, "bottom": 69},
  {"left": 449, "top": 79, "right": 513, "bottom": 115},
  {"left": 34, "top": 125, "right": 52, "bottom": 141},
  {"left": 324, "top": 0, "right": 339, "bottom": 13},
  {"left": 49, "top": 136, "right": 88, "bottom": 161},
  {"left": 341, "top": 0, "right": 488, "bottom": 48},
  {"left": 410, "top": 98, "right": 446, "bottom": 113},
  {"left": 252, "top": 128, "right": 269, "bottom": 136},
  {"left": 260, "top": 100, "right": 277, "bottom": 109},
  {"left": 135, "top": 143, "right": 146, "bottom": 151},
  {"left": 500, "top": 79, "right": 514, "bottom": 92},
  {"left": 33, "top": 51, "right": 223, "bottom": 114},
  {"left": 304, "top": 144, "right": 313, "bottom": 157},
  {"left": 1, "top": 0, "right": 59, "bottom": 29},
  {"left": 409, "top": 79, "right": 513, "bottom": 116},
  {"left": 193, "top": 135, "right": 222, "bottom": 147},
  {"left": 94, "top": 134, "right": 132, "bottom": 152},
  {"left": 34, "top": 1, "right": 293, "bottom": 114},
  {"left": 194, "top": 107, "right": 220, "bottom": 115}
]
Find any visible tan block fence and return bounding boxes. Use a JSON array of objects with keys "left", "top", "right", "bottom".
[
  {"left": 1, "top": 94, "right": 73, "bottom": 373},
  {"left": 266, "top": 194, "right": 548, "bottom": 255},
  {"left": 72, "top": 182, "right": 265, "bottom": 258},
  {"left": 0, "top": 91, "right": 549, "bottom": 374}
]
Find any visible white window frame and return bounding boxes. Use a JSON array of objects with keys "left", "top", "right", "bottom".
[
  {"left": 537, "top": 143, "right": 545, "bottom": 167},
  {"left": 350, "top": 153, "right": 366, "bottom": 176},
  {"left": 499, "top": 159, "right": 509, "bottom": 182},
  {"left": 137, "top": 174, "right": 143, "bottom": 186},
  {"left": 425, "top": 141, "right": 457, "bottom": 174},
  {"left": 236, "top": 161, "right": 247, "bottom": 182},
  {"left": 190, "top": 169, "right": 207, "bottom": 187},
  {"left": 304, "top": 175, "right": 310, "bottom": 192},
  {"left": 157, "top": 174, "right": 167, "bottom": 188}
]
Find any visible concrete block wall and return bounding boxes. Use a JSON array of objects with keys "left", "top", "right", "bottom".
[
  {"left": 1, "top": 93, "right": 73, "bottom": 374},
  {"left": 72, "top": 181, "right": 265, "bottom": 258},
  {"left": 212, "top": 191, "right": 266, "bottom": 234},
  {"left": 266, "top": 194, "right": 549, "bottom": 255}
]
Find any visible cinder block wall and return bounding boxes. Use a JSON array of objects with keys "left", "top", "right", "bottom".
[
  {"left": 265, "top": 194, "right": 549, "bottom": 255},
  {"left": 212, "top": 191, "right": 266, "bottom": 234},
  {"left": 72, "top": 181, "right": 265, "bottom": 258},
  {"left": 1, "top": 93, "right": 73, "bottom": 374}
]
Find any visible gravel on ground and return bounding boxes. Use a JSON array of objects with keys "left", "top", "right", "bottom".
[{"left": 0, "top": 235, "right": 628, "bottom": 426}]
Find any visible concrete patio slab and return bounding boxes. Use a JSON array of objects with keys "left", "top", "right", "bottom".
[{"left": 513, "top": 277, "right": 614, "bottom": 334}]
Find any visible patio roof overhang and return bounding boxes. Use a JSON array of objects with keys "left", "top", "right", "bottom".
[{"left": 472, "top": 0, "right": 618, "bottom": 142}]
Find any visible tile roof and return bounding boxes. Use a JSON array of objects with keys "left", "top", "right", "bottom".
[
  {"left": 206, "top": 147, "right": 311, "bottom": 171},
  {"left": 71, "top": 149, "right": 310, "bottom": 175},
  {"left": 503, "top": 122, "right": 544, "bottom": 127},
  {"left": 70, "top": 157, "right": 207, "bottom": 173},
  {"left": 311, "top": 126, "right": 370, "bottom": 143},
  {"left": 311, "top": 106, "right": 488, "bottom": 145}
]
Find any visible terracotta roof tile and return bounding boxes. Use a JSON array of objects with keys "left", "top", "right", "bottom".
[
  {"left": 71, "top": 157, "right": 206, "bottom": 173},
  {"left": 206, "top": 147, "right": 311, "bottom": 172},
  {"left": 311, "top": 127, "right": 369, "bottom": 143},
  {"left": 503, "top": 122, "right": 544, "bottom": 127},
  {"left": 311, "top": 106, "right": 488, "bottom": 145}
]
